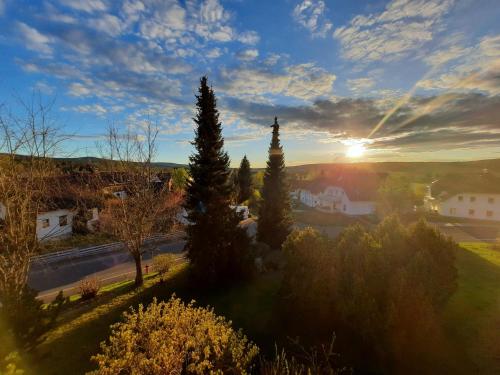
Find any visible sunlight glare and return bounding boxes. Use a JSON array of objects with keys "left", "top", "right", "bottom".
[{"left": 346, "top": 143, "right": 366, "bottom": 158}]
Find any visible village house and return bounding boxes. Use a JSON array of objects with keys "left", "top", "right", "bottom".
[
  {"left": 292, "top": 172, "right": 380, "bottom": 216},
  {"left": 424, "top": 171, "right": 500, "bottom": 222}
]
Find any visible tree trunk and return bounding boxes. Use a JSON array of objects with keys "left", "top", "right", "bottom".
[{"left": 134, "top": 253, "right": 143, "bottom": 287}]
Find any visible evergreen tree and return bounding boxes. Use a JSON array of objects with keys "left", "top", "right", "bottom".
[
  {"left": 257, "top": 117, "right": 292, "bottom": 249},
  {"left": 237, "top": 155, "right": 252, "bottom": 204},
  {"left": 185, "top": 77, "right": 250, "bottom": 285}
]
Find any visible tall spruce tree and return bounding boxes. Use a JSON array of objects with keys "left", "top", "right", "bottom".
[
  {"left": 237, "top": 155, "right": 252, "bottom": 204},
  {"left": 257, "top": 117, "right": 292, "bottom": 249},
  {"left": 185, "top": 77, "right": 250, "bottom": 285}
]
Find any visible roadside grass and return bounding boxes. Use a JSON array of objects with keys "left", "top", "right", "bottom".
[
  {"left": 29, "top": 264, "right": 189, "bottom": 375},
  {"left": 443, "top": 242, "right": 500, "bottom": 374},
  {"left": 39, "top": 232, "right": 117, "bottom": 254},
  {"left": 28, "top": 265, "right": 282, "bottom": 375}
]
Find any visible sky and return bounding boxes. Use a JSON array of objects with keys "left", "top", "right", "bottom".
[{"left": 0, "top": 0, "right": 499, "bottom": 167}]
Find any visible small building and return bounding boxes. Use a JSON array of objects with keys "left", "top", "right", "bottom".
[
  {"left": 425, "top": 172, "right": 500, "bottom": 222},
  {"left": 36, "top": 208, "right": 74, "bottom": 240},
  {"left": 293, "top": 172, "right": 380, "bottom": 216}
]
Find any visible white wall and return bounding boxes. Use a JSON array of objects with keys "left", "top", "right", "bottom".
[
  {"left": 438, "top": 193, "right": 500, "bottom": 221},
  {"left": 37, "top": 209, "right": 74, "bottom": 240},
  {"left": 299, "top": 189, "right": 320, "bottom": 207},
  {"left": 299, "top": 186, "right": 376, "bottom": 216}
]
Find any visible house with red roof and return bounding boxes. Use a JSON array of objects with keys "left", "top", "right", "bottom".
[{"left": 292, "top": 172, "right": 381, "bottom": 216}]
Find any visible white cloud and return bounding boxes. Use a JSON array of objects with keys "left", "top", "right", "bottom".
[
  {"left": 17, "top": 22, "right": 52, "bottom": 55},
  {"left": 69, "top": 82, "right": 93, "bottom": 96},
  {"left": 293, "top": 0, "right": 332, "bottom": 37},
  {"left": 60, "top": 0, "right": 108, "bottom": 13},
  {"left": 236, "top": 49, "right": 259, "bottom": 61},
  {"left": 237, "top": 30, "right": 260, "bottom": 45},
  {"left": 263, "top": 53, "right": 281, "bottom": 66},
  {"left": 88, "top": 14, "right": 123, "bottom": 36},
  {"left": 221, "top": 63, "right": 336, "bottom": 101},
  {"left": 348, "top": 77, "right": 376, "bottom": 93},
  {"left": 63, "top": 104, "right": 108, "bottom": 116},
  {"left": 34, "top": 81, "right": 55, "bottom": 94},
  {"left": 206, "top": 47, "right": 222, "bottom": 59},
  {"left": 418, "top": 34, "right": 500, "bottom": 95},
  {"left": 334, "top": 0, "right": 455, "bottom": 62}
]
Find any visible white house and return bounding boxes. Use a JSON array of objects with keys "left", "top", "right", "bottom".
[
  {"left": 425, "top": 173, "right": 500, "bottom": 222},
  {"left": 36, "top": 209, "right": 75, "bottom": 240},
  {"left": 294, "top": 173, "right": 379, "bottom": 216},
  {"left": 1, "top": 202, "right": 75, "bottom": 240}
]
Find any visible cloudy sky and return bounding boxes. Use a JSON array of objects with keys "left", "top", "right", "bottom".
[{"left": 1, "top": 0, "right": 499, "bottom": 166}]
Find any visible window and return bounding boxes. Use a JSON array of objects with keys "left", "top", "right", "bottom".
[
  {"left": 470, "top": 196, "right": 476, "bottom": 203},
  {"left": 59, "top": 215, "right": 68, "bottom": 226},
  {"left": 486, "top": 210, "right": 493, "bottom": 218},
  {"left": 458, "top": 195, "right": 463, "bottom": 202},
  {"left": 468, "top": 209, "right": 475, "bottom": 216},
  {"left": 343, "top": 204, "right": 346, "bottom": 212},
  {"left": 488, "top": 197, "right": 495, "bottom": 204},
  {"left": 449, "top": 208, "right": 456, "bottom": 215},
  {"left": 40, "top": 218, "right": 50, "bottom": 228}
]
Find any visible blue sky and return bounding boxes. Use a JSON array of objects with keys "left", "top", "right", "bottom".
[{"left": 1, "top": 0, "right": 499, "bottom": 166}]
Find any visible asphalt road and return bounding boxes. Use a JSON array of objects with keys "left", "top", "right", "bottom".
[
  {"left": 30, "top": 219, "right": 258, "bottom": 302},
  {"left": 30, "top": 240, "right": 186, "bottom": 302}
]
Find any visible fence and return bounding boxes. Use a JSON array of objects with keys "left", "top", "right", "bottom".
[{"left": 32, "top": 230, "right": 185, "bottom": 265}]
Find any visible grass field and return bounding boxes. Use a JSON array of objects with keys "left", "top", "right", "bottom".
[
  {"left": 16, "top": 241, "right": 500, "bottom": 374},
  {"left": 443, "top": 242, "right": 500, "bottom": 374},
  {"left": 24, "top": 265, "right": 281, "bottom": 375}
]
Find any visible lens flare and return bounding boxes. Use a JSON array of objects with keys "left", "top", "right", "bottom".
[{"left": 346, "top": 143, "right": 366, "bottom": 158}]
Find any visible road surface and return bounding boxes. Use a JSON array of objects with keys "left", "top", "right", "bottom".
[
  {"left": 30, "top": 240, "right": 186, "bottom": 302},
  {"left": 30, "top": 219, "right": 258, "bottom": 302}
]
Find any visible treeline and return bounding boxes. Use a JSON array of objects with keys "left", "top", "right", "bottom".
[{"left": 279, "top": 216, "right": 458, "bottom": 373}]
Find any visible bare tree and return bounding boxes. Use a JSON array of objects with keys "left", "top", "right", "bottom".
[
  {"left": 98, "top": 122, "right": 181, "bottom": 287},
  {"left": 0, "top": 94, "right": 65, "bottom": 346}
]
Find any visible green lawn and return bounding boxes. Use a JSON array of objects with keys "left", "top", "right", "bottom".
[
  {"left": 443, "top": 242, "right": 500, "bottom": 374},
  {"left": 18, "top": 242, "right": 500, "bottom": 374},
  {"left": 25, "top": 265, "right": 281, "bottom": 375}
]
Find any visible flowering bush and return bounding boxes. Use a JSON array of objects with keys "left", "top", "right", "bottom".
[{"left": 91, "top": 297, "right": 259, "bottom": 374}]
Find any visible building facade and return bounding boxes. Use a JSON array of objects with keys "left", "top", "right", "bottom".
[{"left": 426, "top": 192, "right": 500, "bottom": 221}]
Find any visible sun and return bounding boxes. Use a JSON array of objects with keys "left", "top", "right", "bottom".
[{"left": 346, "top": 143, "right": 366, "bottom": 158}]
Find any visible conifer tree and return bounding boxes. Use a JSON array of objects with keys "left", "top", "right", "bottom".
[
  {"left": 237, "top": 155, "right": 252, "bottom": 204},
  {"left": 257, "top": 117, "right": 292, "bottom": 249},
  {"left": 185, "top": 77, "right": 250, "bottom": 285}
]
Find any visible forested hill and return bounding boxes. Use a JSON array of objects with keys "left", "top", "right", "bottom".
[{"left": 286, "top": 159, "right": 500, "bottom": 182}]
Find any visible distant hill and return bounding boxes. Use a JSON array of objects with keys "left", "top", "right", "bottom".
[
  {"left": 285, "top": 159, "right": 500, "bottom": 183},
  {"left": 55, "top": 156, "right": 187, "bottom": 169}
]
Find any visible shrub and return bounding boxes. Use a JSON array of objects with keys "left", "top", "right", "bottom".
[
  {"left": 78, "top": 278, "right": 100, "bottom": 300},
  {"left": 152, "top": 254, "right": 177, "bottom": 282},
  {"left": 0, "top": 288, "right": 65, "bottom": 351},
  {"left": 280, "top": 217, "right": 458, "bottom": 372},
  {"left": 91, "top": 297, "right": 259, "bottom": 374}
]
